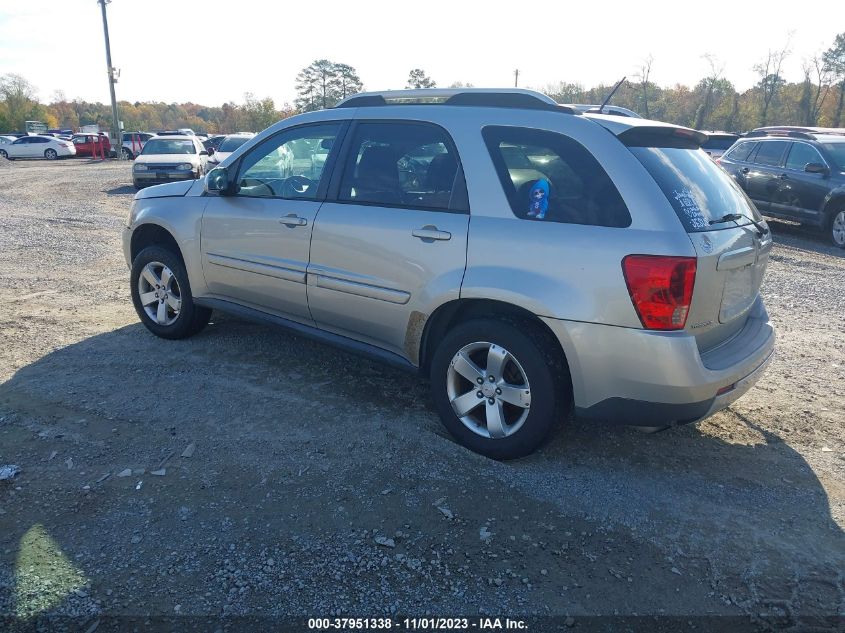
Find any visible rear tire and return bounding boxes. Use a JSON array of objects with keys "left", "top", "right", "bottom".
[
  {"left": 130, "top": 245, "right": 211, "bottom": 340},
  {"left": 0, "top": 149, "right": 7, "bottom": 159},
  {"left": 44, "top": 149, "right": 57, "bottom": 160},
  {"left": 828, "top": 207, "right": 845, "bottom": 249},
  {"left": 429, "top": 318, "right": 567, "bottom": 459}
]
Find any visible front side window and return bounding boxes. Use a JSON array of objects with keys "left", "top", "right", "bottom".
[
  {"left": 218, "top": 135, "right": 252, "bottom": 153},
  {"left": 785, "top": 143, "right": 825, "bottom": 171},
  {"left": 236, "top": 123, "right": 341, "bottom": 200},
  {"left": 338, "top": 122, "right": 466, "bottom": 211},
  {"left": 752, "top": 140, "right": 788, "bottom": 167},
  {"left": 141, "top": 139, "right": 196, "bottom": 155},
  {"left": 483, "top": 126, "right": 630, "bottom": 227}
]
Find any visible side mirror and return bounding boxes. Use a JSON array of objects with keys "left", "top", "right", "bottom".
[
  {"left": 805, "top": 162, "right": 829, "bottom": 175},
  {"left": 207, "top": 146, "right": 215, "bottom": 155},
  {"left": 205, "top": 167, "right": 230, "bottom": 194},
  {"left": 199, "top": 149, "right": 209, "bottom": 156}
]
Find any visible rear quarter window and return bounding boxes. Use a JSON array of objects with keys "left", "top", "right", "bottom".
[
  {"left": 723, "top": 141, "right": 757, "bottom": 162},
  {"left": 482, "top": 126, "right": 631, "bottom": 228},
  {"left": 630, "top": 146, "right": 761, "bottom": 232}
]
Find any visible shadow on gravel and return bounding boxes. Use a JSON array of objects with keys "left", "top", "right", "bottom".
[
  {"left": 0, "top": 318, "right": 842, "bottom": 629},
  {"left": 768, "top": 219, "right": 845, "bottom": 258},
  {"left": 103, "top": 185, "right": 135, "bottom": 196}
]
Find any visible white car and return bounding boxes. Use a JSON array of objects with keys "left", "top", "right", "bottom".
[
  {"left": 0, "top": 135, "right": 76, "bottom": 160},
  {"left": 0, "top": 135, "right": 19, "bottom": 145},
  {"left": 205, "top": 133, "right": 255, "bottom": 169}
]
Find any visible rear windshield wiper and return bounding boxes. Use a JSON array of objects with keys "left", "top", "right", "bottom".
[{"left": 709, "top": 213, "right": 768, "bottom": 237}]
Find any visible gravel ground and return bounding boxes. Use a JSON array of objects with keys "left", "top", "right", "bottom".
[{"left": 0, "top": 159, "right": 843, "bottom": 632}]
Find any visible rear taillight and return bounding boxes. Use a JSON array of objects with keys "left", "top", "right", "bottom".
[{"left": 622, "top": 255, "right": 697, "bottom": 330}]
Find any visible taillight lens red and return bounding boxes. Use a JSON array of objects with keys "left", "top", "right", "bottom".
[{"left": 622, "top": 255, "right": 697, "bottom": 330}]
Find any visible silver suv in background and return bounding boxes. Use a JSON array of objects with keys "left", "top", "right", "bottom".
[{"left": 123, "top": 89, "right": 775, "bottom": 459}]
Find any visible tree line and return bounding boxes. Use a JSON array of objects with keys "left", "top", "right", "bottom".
[{"left": 1, "top": 32, "right": 843, "bottom": 135}]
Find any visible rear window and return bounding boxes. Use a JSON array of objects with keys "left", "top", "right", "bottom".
[
  {"left": 218, "top": 136, "right": 252, "bottom": 152},
  {"left": 630, "top": 147, "right": 761, "bottom": 232},
  {"left": 702, "top": 136, "right": 738, "bottom": 151},
  {"left": 822, "top": 142, "right": 845, "bottom": 171}
]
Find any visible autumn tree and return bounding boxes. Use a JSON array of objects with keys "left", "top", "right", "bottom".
[
  {"left": 406, "top": 69, "right": 436, "bottom": 89},
  {"left": 753, "top": 37, "right": 792, "bottom": 126},
  {"left": 823, "top": 32, "right": 845, "bottom": 126}
]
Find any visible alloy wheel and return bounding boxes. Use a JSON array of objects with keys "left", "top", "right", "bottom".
[
  {"left": 137, "top": 261, "right": 182, "bottom": 326},
  {"left": 45, "top": 149, "right": 57, "bottom": 160},
  {"left": 446, "top": 341, "right": 532, "bottom": 439},
  {"left": 832, "top": 210, "right": 845, "bottom": 247}
]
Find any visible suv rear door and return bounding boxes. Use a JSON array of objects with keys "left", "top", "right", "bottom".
[
  {"left": 306, "top": 120, "right": 470, "bottom": 358},
  {"left": 627, "top": 136, "right": 772, "bottom": 351}
]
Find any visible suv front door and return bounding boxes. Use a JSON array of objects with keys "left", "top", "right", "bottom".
[
  {"left": 307, "top": 120, "right": 470, "bottom": 359},
  {"left": 773, "top": 141, "right": 831, "bottom": 224},
  {"left": 200, "top": 122, "right": 346, "bottom": 323},
  {"left": 744, "top": 140, "right": 789, "bottom": 212}
]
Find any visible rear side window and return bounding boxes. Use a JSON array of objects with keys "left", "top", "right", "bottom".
[
  {"left": 752, "top": 140, "right": 789, "bottom": 167},
  {"left": 630, "top": 147, "right": 761, "bottom": 232},
  {"left": 723, "top": 141, "right": 757, "bottom": 162},
  {"left": 338, "top": 122, "right": 467, "bottom": 212},
  {"left": 482, "top": 126, "right": 631, "bottom": 227}
]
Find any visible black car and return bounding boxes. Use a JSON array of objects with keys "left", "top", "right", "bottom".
[
  {"left": 203, "top": 135, "right": 226, "bottom": 151},
  {"left": 718, "top": 130, "right": 845, "bottom": 247}
]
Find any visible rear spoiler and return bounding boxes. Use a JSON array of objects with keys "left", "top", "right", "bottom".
[{"left": 617, "top": 126, "right": 708, "bottom": 150}]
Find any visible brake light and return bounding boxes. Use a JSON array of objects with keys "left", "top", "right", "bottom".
[{"left": 622, "top": 255, "right": 697, "bottom": 330}]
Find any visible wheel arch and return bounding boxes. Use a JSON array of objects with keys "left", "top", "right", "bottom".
[
  {"left": 130, "top": 223, "right": 185, "bottom": 265},
  {"left": 418, "top": 298, "right": 573, "bottom": 397}
]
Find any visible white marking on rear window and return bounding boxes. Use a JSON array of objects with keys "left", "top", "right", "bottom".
[{"left": 673, "top": 188, "right": 707, "bottom": 230}]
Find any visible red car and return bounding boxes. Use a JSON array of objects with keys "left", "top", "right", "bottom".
[{"left": 71, "top": 133, "right": 111, "bottom": 157}]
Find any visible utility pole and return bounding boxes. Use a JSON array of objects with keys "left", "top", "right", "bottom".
[
  {"left": 98, "top": 0, "right": 121, "bottom": 158},
  {"left": 514, "top": 69, "right": 519, "bottom": 88}
]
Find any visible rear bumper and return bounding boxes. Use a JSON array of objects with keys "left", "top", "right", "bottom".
[{"left": 542, "top": 297, "right": 775, "bottom": 426}]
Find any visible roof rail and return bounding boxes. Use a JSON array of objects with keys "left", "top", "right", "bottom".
[
  {"left": 335, "top": 89, "right": 576, "bottom": 114},
  {"left": 746, "top": 129, "right": 815, "bottom": 140}
]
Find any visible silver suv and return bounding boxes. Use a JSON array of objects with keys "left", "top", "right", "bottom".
[{"left": 123, "top": 89, "right": 775, "bottom": 459}]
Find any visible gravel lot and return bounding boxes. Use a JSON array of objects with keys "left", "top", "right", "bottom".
[{"left": 0, "top": 159, "right": 843, "bottom": 631}]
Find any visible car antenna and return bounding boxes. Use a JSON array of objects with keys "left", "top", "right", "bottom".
[{"left": 599, "top": 76, "right": 627, "bottom": 114}]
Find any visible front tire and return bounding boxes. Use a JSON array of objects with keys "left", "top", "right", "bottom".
[
  {"left": 122, "top": 148, "right": 133, "bottom": 160},
  {"left": 430, "top": 318, "right": 566, "bottom": 459},
  {"left": 0, "top": 149, "right": 7, "bottom": 159},
  {"left": 130, "top": 246, "right": 211, "bottom": 339},
  {"left": 44, "top": 149, "right": 58, "bottom": 160},
  {"left": 828, "top": 208, "right": 845, "bottom": 249}
]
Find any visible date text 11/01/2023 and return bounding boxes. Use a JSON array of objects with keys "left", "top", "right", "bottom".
[{"left": 308, "top": 618, "right": 529, "bottom": 630}]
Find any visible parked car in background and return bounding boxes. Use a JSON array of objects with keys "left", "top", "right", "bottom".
[
  {"left": 561, "top": 104, "right": 642, "bottom": 118},
  {"left": 700, "top": 131, "right": 739, "bottom": 159},
  {"left": 0, "top": 134, "right": 76, "bottom": 160},
  {"left": 203, "top": 135, "right": 226, "bottom": 152},
  {"left": 205, "top": 132, "right": 255, "bottom": 169},
  {"left": 0, "top": 135, "right": 18, "bottom": 145},
  {"left": 71, "top": 132, "right": 112, "bottom": 157},
  {"left": 132, "top": 135, "right": 208, "bottom": 189},
  {"left": 121, "top": 132, "right": 155, "bottom": 159},
  {"left": 124, "top": 88, "right": 775, "bottom": 459},
  {"left": 718, "top": 129, "right": 845, "bottom": 247}
]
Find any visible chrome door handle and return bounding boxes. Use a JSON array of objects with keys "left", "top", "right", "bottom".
[
  {"left": 279, "top": 214, "right": 307, "bottom": 227},
  {"left": 412, "top": 226, "right": 451, "bottom": 241}
]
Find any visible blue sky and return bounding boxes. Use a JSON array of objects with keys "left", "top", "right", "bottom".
[{"left": 0, "top": 0, "right": 840, "bottom": 106}]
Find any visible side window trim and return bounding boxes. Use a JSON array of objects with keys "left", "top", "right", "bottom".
[
  {"left": 324, "top": 119, "right": 470, "bottom": 215},
  {"left": 231, "top": 120, "right": 350, "bottom": 201}
]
